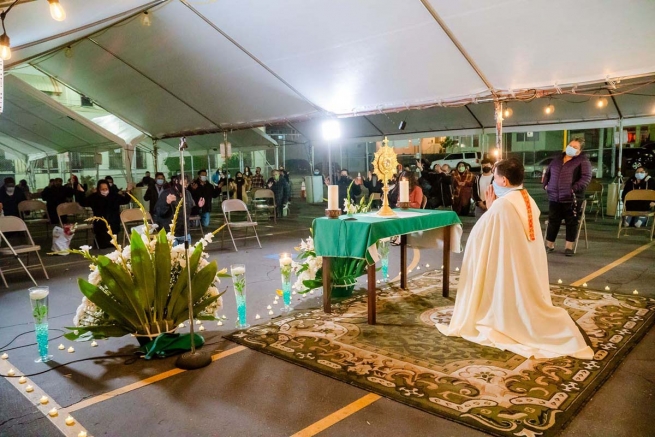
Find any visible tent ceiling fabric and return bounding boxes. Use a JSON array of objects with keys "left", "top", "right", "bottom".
[
  {"left": 0, "top": 75, "right": 126, "bottom": 159},
  {"left": 5, "top": 0, "right": 655, "bottom": 142}
]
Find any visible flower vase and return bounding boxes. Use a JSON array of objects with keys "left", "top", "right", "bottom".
[
  {"left": 29, "top": 287, "right": 52, "bottom": 363},
  {"left": 377, "top": 239, "right": 390, "bottom": 283},
  {"left": 231, "top": 264, "right": 249, "bottom": 329},
  {"left": 280, "top": 254, "right": 293, "bottom": 313}
]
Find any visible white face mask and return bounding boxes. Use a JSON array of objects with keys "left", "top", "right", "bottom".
[
  {"left": 200, "top": 176, "right": 207, "bottom": 182},
  {"left": 156, "top": 179, "right": 164, "bottom": 186},
  {"left": 492, "top": 180, "right": 519, "bottom": 197},
  {"left": 100, "top": 190, "right": 109, "bottom": 197},
  {"left": 565, "top": 146, "right": 579, "bottom": 157},
  {"left": 5, "top": 187, "right": 15, "bottom": 195},
  {"left": 635, "top": 172, "right": 646, "bottom": 180}
]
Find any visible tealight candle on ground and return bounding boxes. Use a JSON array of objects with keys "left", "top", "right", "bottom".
[
  {"left": 7, "top": 369, "right": 15, "bottom": 376},
  {"left": 455, "top": 267, "right": 460, "bottom": 272},
  {"left": 222, "top": 315, "right": 227, "bottom": 320},
  {"left": 39, "top": 396, "right": 49, "bottom": 405},
  {"left": 426, "top": 264, "right": 430, "bottom": 268},
  {"left": 292, "top": 291, "right": 297, "bottom": 295},
  {"left": 65, "top": 416, "right": 75, "bottom": 426},
  {"left": 48, "top": 408, "right": 58, "bottom": 417},
  {"left": 178, "top": 323, "right": 185, "bottom": 328},
  {"left": 58, "top": 344, "right": 65, "bottom": 350},
  {"left": 19, "top": 376, "right": 27, "bottom": 384},
  {"left": 582, "top": 283, "right": 588, "bottom": 288},
  {"left": 416, "top": 266, "right": 421, "bottom": 270},
  {"left": 267, "top": 305, "right": 272, "bottom": 310},
  {"left": 78, "top": 431, "right": 87, "bottom": 437},
  {"left": 605, "top": 286, "right": 610, "bottom": 291},
  {"left": 67, "top": 347, "right": 75, "bottom": 353},
  {"left": 195, "top": 320, "right": 201, "bottom": 325},
  {"left": 268, "top": 310, "right": 274, "bottom": 315},
  {"left": 91, "top": 341, "right": 98, "bottom": 347},
  {"left": 25, "top": 385, "right": 34, "bottom": 392},
  {"left": 633, "top": 290, "right": 639, "bottom": 295},
  {"left": 557, "top": 279, "right": 563, "bottom": 284},
  {"left": 273, "top": 300, "right": 278, "bottom": 305},
  {"left": 1, "top": 353, "right": 7, "bottom": 359},
  {"left": 441, "top": 265, "right": 444, "bottom": 269},
  {"left": 217, "top": 320, "right": 223, "bottom": 326},
  {"left": 198, "top": 325, "right": 205, "bottom": 331},
  {"left": 255, "top": 314, "right": 261, "bottom": 319}
]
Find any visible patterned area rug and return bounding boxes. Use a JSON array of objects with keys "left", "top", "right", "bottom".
[{"left": 226, "top": 271, "right": 655, "bottom": 437}]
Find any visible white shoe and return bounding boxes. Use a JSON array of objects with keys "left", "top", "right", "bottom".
[{"left": 635, "top": 219, "right": 644, "bottom": 228}]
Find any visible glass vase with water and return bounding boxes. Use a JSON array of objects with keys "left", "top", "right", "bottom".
[{"left": 29, "top": 286, "right": 52, "bottom": 363}]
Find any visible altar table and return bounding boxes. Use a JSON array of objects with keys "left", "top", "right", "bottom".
[{"left": 313, "top": 209, "right": 462, "bottom": 324}]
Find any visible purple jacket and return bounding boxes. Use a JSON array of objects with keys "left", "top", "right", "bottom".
[{"left": 543, "top": 153, "right": 592, "bottom": 202}]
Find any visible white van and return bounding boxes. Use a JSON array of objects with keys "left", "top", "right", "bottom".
[{"left": 431, "top": 152, "right": 482, "bottom": 172}]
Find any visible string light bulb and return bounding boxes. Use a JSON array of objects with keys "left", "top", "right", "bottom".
[
  {"left": 48, "top": 0, "right": 66, "bottom": 22},
  {"left": 64, "top": 46, "right": 73, "bottom": 58},
  {"left": 596, "top": 97, "right": 608, "bottom": 108},
  {"left": 0, "top": 33, "right": 10, "bottom": 61},
  {"left": 502, "top": 106, "right": 513, "bottom": 118},
  {"left": 141, "top": 11, "right": 151, "bottom": 27},
  {"left": 544, "top": 104, "right": 555, "bottom": 115}
]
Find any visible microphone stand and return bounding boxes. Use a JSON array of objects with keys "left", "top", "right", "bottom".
[{"left": 175, "top": 137, "right": 212, "bottom": 370}]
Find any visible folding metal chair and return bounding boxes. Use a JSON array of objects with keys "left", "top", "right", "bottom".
[
  {"left": 617, "top": 189, "right": 655, "bottom": 240},
  {"left": 120, "top": 208, "right": 154, "bottom": 246},
  {"left": 0, "top": 216, "right": 49, "bottom": 288},
  {"left": 56, "top": 202, "right": 96, "bottom": 248},
  {"left": 585, "top": 180, "right": 604, "bottom": 220},
  {"left": 421, "top": 195, "right": 428, "bottom": 209},
  {"left": 543, "top": 200, "right": 588, "bottom": 253},
  {"left": 18, "top": 200, "right": 51, "bottom": 238},
  {"left": 252, "top": 189, "right": 277, "bottom": 224},
  {"left": 221, "top": 199, "right": 262, "bottom": 252}
]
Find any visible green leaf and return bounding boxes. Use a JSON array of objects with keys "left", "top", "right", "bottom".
[
  {"left": 97, "top": 256, "right": 147, "bottom": 328},
  {"left": 77, "top": 278, "right": 139, "bottom": 329},
  {"left": 64, "top": 324, "right": 131, "bottom": 340},
  {"left": 154, "top": 229, "right": 171, "bottom": 321},
  {"left": 166, "top": 244, "right": 203, "bottom": 320},
  {"left": 130, "top": 229, "right": 155, "bottom": 321},
  {"left": 171, "top": 261, "right": 218, "bottom": 323}
]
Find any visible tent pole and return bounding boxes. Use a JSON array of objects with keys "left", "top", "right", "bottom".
[
  {"left": 153, "top": 139, "right": 159, "bottom": 173},
  {"left": 611, "top": 127, "right": 617, "bottom": 178},
  {"left": 310, "top": 142, "right": 315, "bottom": 173},
  {"left": 275, "top": 145, "right": 280, "bottom": 170},
  {"left": 494, "top": 101, "right": 503, "bottom": 159},
  {"left": 598, "top": 128, "right": 605, "bottom": 179},
  {"left": 206, "top": 149, "right": 211, "bottom": 175},
  {"left": 618, "top": 118, "right": 624, "bottom": 178},
  {"left": 327, "top": 141, "right": 332, "bottom": 184}
]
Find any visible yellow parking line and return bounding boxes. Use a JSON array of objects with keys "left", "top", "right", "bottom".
[
  {"left": 64, "top": 346, "right": 247, "bottom": 414},
  {"left": 290, "top": 393, "right": 381, "bottom": 437},
  {"left": 570, "top": 241, "right": 655, "bottom": 286}
]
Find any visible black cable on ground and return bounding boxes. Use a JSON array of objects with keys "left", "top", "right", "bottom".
[{"left": 0, "top": 328, "right": 65, "bottom": 352}]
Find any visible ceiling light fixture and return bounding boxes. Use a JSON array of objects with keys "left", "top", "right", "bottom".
[
  {"left": 64, "top": 45, "right": 72, "bottom": 58},
  {"left": 544, "top": 103, "right": 555, "bottom": 115},
  {"left": 0, "top": 32, "right": 10, "bottom": 60},
  {"left": 596, "top": 97, "right": 608, "bottom": 109},
  {"left": 502, "top": 106, "right": 513, "bottom": 118},
  {"left": 48, "top": 0, "right": 66, "bottom": 22},
  {"left": 141, "top": 11, "right": 151, "bottom": 27}
]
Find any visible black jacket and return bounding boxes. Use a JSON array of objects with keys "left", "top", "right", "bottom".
[
  {"left": 85, "top": 191, "right": 130, "bottom": 231},
  {"left": 144, "top": 183, "right": 169, "bottom": 214},
  {"left": 189, "top": 180, "right": 219, "bottom": 213},
  {"left": 622, "top": 175, "right": 655, "bottom": 211},
  {"left": 0, "top": 187, "right": 27, "bottom": 217},
  {"left": 154, "top": 186, "right": 195, "bottom": 237},
  {"left": 41, "top": 185, "right": 77, "bottom": 223}
]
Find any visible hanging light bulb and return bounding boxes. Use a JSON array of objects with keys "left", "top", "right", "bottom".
[
  {"left": 48, "top": 0, "right": 66, "bottom": 21},
  {"left": 596, "top": 97, "right": 608, "bottom": 109},
  {"left": 0, "top": 33, "right": 10, "bottom": 61},
  {"left": 503, "top": 107, "right": 513, "bottom": 118},
  {"left": 64, "top": 46, "right": 73, "bottom": 58},
  {"left": 140, "top": 11, "right": 151, "bottom": 27},
  {"left": 544, "top": 104, "right": 555, "bottom": 115}
]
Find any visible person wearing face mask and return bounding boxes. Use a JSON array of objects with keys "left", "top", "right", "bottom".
[
  {"left": 154, "top": 174, "right": 203, "bottom": 244},
  {"left": 472, "top": 159, "right": 495, "bottom": 218},
  {"left": 543, "top": 138, "right": 592, "bottom": 256},
  {"left": 66, "top": 174, "right": 87, "bottom": 204},
  {"left": 42, "top": 178, "right": 77, "bottom": 224},
  {"left": 437, "top": 158, "right": 593, "bottom": 360},
  {"left": 144, "top": 172, "right": 169, "bottom": 215},
  {"left": 364, "top": 169, "right": 383, "bottom": 208},
  {"left": 104, "top": 176, "right": 120, "bottom": 195},
  {"left": 233, "top": 172, "right": 249, "bottom": 202},
  {"left": 251, "top": 167, "right": 265, "bottom": 190},
  {"left": 243, "top": 166, "right": 253, "bottom": 192},
  {"left": 266, "top": 170, "right": 291, "bottom": 218},
  {"left": 621, "top": 166, "right": 654, "bottom": 228},
  {"left": 336, "top": 169, "right": 362, "bottom": 210},
  {"left": 452, "top": 161, "right": 474, "bottom": 216},
  {"left": 189, "top": 169, "right": 220, "bottom": 227},
  {"left": 85, "top": 180, "right": 130, "bottom": 248},
  {"left": 0, "top": 177, "right": 27, "bottom": 217}
]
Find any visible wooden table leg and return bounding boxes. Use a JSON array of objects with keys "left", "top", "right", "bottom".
[
  {"left": 323, "top": 257, "right": 332, "bottom": 313},
  {"left": 400, "top": 234, "right": 408, "bottom": 290},
  {"left": 443, "top": 225, "right": 451, "bottom": 297},
  {"left": 367, "top": 263, "right": 376, "bottom": 325}
]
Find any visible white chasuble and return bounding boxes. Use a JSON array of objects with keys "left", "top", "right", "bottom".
[{"left": 437, "top": 190, "right": 594, "bottom": 360}]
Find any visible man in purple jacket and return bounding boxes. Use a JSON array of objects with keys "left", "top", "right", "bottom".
[{"left": 543, "top": 138, "right": 592, "bottom": 256}]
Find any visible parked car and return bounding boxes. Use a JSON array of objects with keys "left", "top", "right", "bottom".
[{"left": 431, "top": 151, "right": 482, "bottom": 172}]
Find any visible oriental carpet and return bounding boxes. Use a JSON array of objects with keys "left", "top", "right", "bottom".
[{"left": 226, "top": 271, "right": 655, "bottom": 437}]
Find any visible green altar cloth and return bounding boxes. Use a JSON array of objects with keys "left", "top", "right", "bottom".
[{"left": 313, "top": 209, "right": 462, "bottom": 262}]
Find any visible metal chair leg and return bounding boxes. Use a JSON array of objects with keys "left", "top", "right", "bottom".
[
  {"left": 0, "top": 267, "right": 7, "bottom": 288},
  {"left": 35, "top": 251, "right": 49, "bottom": 280},
  {"left": 253, "top": 225, "right": 262, "bottom": 248},
  {"left": 227, "top": 225, "right": 238, "bottom": 252}
]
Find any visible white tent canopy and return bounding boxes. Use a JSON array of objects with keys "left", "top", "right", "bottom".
[
  {"left": 3, "top": 0, "right": 655, "bottom": 141},
  {"left": 0, "top": 75, "right": 127, "bottom": 160}
]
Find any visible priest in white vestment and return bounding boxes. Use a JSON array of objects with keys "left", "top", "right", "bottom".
[{"left": 437, "top": 158, "right": 593, "bottom": 360}]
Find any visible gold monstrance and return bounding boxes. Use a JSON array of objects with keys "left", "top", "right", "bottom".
[{"left": 372, "top": 137, "right": 399, "bottom": 217}]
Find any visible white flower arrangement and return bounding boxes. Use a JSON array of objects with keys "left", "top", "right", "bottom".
[{"left": 61, "top": 198, "right": 228, "bottom": 341}]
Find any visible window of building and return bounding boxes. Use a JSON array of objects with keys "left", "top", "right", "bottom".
[
  {"left": 517, "top": 132, "right": 540, "bottom": 142},
  {"left": 135, "top": 148, "right": 147, "bottom": 169},
  {"left": 109, "top": 150, "right": 123, "bottom": 169},
  {"left": 69, "top": 152, "right": 97, "bottom": 170}
]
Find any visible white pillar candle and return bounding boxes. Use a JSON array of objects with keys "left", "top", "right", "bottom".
[
  {"left": 279, "top": 253, "right": 292, "bottom": 267},
  {"left": 327, "top": 185, "right": 339, "bottom": 210},
  {"left": 399, "top": 180, "right": 409, "bottom": 203}
]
